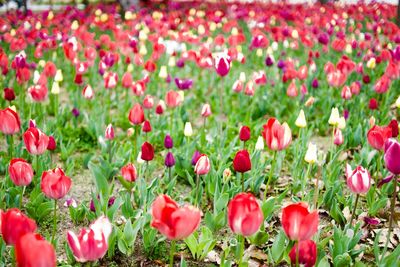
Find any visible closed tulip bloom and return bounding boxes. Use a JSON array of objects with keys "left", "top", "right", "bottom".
[
  {"left": 3, "top": 87, "right": 16, "bottom": 101},
  {"left": 67, "top": 216, "right": 112, "bottom": 262},
  {"left": 388, "top": 120, "right": 399, "bottom": 138},
  {"left": 239, "top": 126, "right": 251, "bottom": 141},
  {"left": 227, "top": 193, "right": 263, "bottom": 236},
  {"left": 105, "top": 124, "right": 114, "bottom": 140},
  {"left": 15, "top": 233, "right": 56, "bottom": 267},
  {"left": 142, "top": 120, "right": 152, "bottom": 133},
  {"left": 164, "top": 134, "right": 173, "bottom": 149},
  {"left": 233, "top": 150, "right": 251, "bottom": 173},
  {"left": 262, "top": 118, "right": 292, "bottom": 151},
  {"left": 165, "top": 90, "right": 183, "bottom": 108},
  {"left": 214, "top": 53, "right": 230, "bottom": 77},
  {"left": 345, "top": 164, "right": 371, "bottom": 194},
  {"left": 194, "top": 154, "right": 210, "bottom": 175},
  {"left": 1, "top": 208, "right": 37, "bottom": 245},
  {"left": 141, "top": 142, "right": 154, "bottom": 161},
  {"left": 8, "top": 158, "right": 33, "bottom": 186},
  {"left": 47, "top": 136, "right": 57, "bottom": 151},
  {"left": 165, "top": 152, "right": 176, "bottom": 168},
  {"left": 151, "top": 195, "right": 201, "bottom": 240},
  {"left": 334, "top": 128, "right": 344, "bottom": 146},
  {"left": 82, "top": 85, "right": 94, "bottom": 100},
  {"left": 121, "top": 163, "right": 137, "bottom": 182},
  {"left": 41, "top": 168, "right": 72, "bottom": 199},
  {"left": 201, "top": 103, "right": 212, "bottom": 117},
  {"left": 255, "top": 136, "right": 264, "bottom": 150},
  {"left": 288, "top": 240, "right": 317, "bottom": 267},
  {"left": 184, "top": 122, "right": 193, "bottom": 137},
  {"left": 328, "top": 107, "right": 340, "bottom": 126},
  {"left": 0, "top": 107, "right": 21, "bottom": 135},
  {"left": 367, "top": 125, "right": 392, "bottom": 150},
  {"left": 304, "top": 143, "right": 317, "bottom": 164},
  {"left": 143, "top": 95, "right": 154, "bottom": 109},
  {"left": 128, "top": 104, "right": 145, "bottom": 125},
  {"left": 281, "top": 202, "right": 318, "bottom": 241},
  {"left": 191, "top": 150, "right": 201, "bottom": 166},
  {"left": 28, "top": 84, "right": 48, "bottom": 102},
  {"left": 23, "top": 127, "right": 49, "bottom": 155},
  {"left": 384, "top": 139, "right": 400, "bottom": 175},
  {"left": 295, "top": 109, "right": 307, "bottom": 128}
]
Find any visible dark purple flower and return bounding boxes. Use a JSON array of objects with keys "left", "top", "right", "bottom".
[
  {"left": 174, "top": 78, "right": 193, "bottom": 90},
  {"left": 164, "top": 134, "right": 173, "bottom": 149},
  {"left": 311, "top": 79, "right": 319, "bottom": 89},
  {"left": 72, "top": 108, "right": 80, "bottom": 117},
  {"left": 363, "top": 216, "right": 380, "bottom": 226},
  {"left": 165, "top": 152, "right": 176, "bottom": 168},
  {"left": 343, "top": 110, "right": 349, "bottom": 120},
  {"left": 318, "top": 33, "right": 329, "bottom": 45},
  {"left": 277, "top": 60, "right": 285, "bottom": 69},
  {"left": 90, "top": 196, "right": 116, "bottom": 212},
  {"left": 176, "top": 59, "right": 185, "bottom": 68},
  {"left": 378, "top": 174, "right": 394, "bottom": 187},
  {"left": 265, "top": 56, "right": 274, "bottom": 66},
  {"left": 191, "top": 150, "right": 201, "bottom": 166},
  {"left": 166, "top": 74, "right": 172, "bottom": 83},
  {"left": 4, "top": 87, "right": 15, "bottom": 101}
]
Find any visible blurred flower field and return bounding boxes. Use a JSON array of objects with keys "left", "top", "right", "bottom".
[{"left": 0, "top": 1, "right": 400, "bottom": 266}]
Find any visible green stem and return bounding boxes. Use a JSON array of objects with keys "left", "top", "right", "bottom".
[
  {"left": 296, "top": 241, "right": 299, "bottom": 267},
  {"left": 264, "top": 151, "right": 277, "bottom": 200},
  {"left": 51, "top": 199, "right": 57, "bottom": 244},
  {"left": 6, "top": 134, "right": 14, "bottom": 159},
  {"left": 219, "top": 77, "right": 224, "bottom": 115},
  {"left": 381, "top": 176, "right": 397, "bottom": 261},
  {"left": 168, "top": 167, "right": 172, "bottom": 182},
  {"left": 35, "top": 155, "right": 40, "bottom": 180},
  {"left": 108, "top": 141, "right": 113, "bottom": 164},
  {"left": 11, "top": 246, "right": 16, "bottom": 267},
  {"left": 237, "top": 235, "right": 244, "bottom": 265},
  {"left": 19, "top": 186, "right": 25, "bottom": 209},
  {"left": 169, "top": 240, "right": 176, "bottom": 267},
  {"left": 302, "top": 163, "right": 311, "bottom": 201},
  {"left": 241, "top": 172, "right": 244, "bottom": 192},
  {"left": 350, "top": 194, "right": 359, "bottom": 226},
  {"left": 312, "top": 167, "right": 319, "bottom": 209},
  {"left": 195, "top": 174, "right": 200, "bottom": 206}
]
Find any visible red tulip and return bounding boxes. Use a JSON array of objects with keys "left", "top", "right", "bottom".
[
  {"left": 3, "top": 87, "right": 16, "bottom": 101},
  {"left": 367, "top": 125, "right": 392, "bottom": 150},
  {"left": 239, "top": 126, "right": 251, "bottom": 141},
  {"left": 47, "top": 136, "right": 57, "bottom": 151},
  {"left": 28, "top": 84, "right": 48, "bottom": 102},
  {"left": 281, "top": 203, "right": 318, "bottom": 241},
  {"left": 121, "top": 163, "right": 137, "bottom": 182},
  {"left": 67, "top": 216, "right": 112, "bottom": 262},
  {"left": 151, "top": 195, "right": 201, "bottom": 240},
  {"left": 1, "top": 208, "right": 37, "bottom": 245},
  {"left": 233, "top": 150, "right": 251, "bottom": 173},
  {"left": 142, "top": 120, "right": 152, "bottom": 133},
  {"left": 15, "top": 233, "right": 56, "bottom": 267},
  {"left": 374, "top": 75, "right": 390, "bottom": 94},
  {"left": 288, "top": 240, "right": 317, "bottom": 267},
  {"left": 227, "top": 193, "right": 263, "bottom": 236},
  {"left": 128, "top": 103, "right": 145, "bottom": 125},
  {"left": 262, "top": 118, "right": 292, "bottom": 151},
  {"left": 8, "top": 158, "right": 33, "bottom": 186},
  {"left": 345, "top": 164, "right": 371, "bottom": 194},
  {"left": 141, "top": 142, "right": 154, "bottom": 161},
  {"left": 388, "top": 119, "right": 399, "bottom": 138},
  {"left": 43, "top": 61, "right": 57, "bottom": 77},
  {"left": 194, "top": 154, "right": 210, "bottom": 175},
  {"left": 23, "top": 127, "right": 49, "bottom": 155},
  {"left": 41, "top": 168, "right": 72, "bottom": 199},
  {"left": 0, "top": 107, "right": 21, "bottom": 135},
  {"left": 214, "top": 54, "right": 230, "bottom": 77}
]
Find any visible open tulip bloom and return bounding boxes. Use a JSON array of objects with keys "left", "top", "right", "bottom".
[{"left": 1, "top": 2, "right": 400, "bottom": 266}]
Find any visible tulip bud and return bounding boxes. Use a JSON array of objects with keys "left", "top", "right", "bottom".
[
  {"left": 142, "top": 120, "right": 152, "bottom": 133},
  {"left": 223, "top": 168, "right": 232, "bottom": 182},
  {"left": 191, "top": 151, "right": 201, "bottom": 166},
  {"left": 239, "top": 126, "right": 251, "bottom": 141},
  {"left": 47, "top": 136, "right": 57, "bottom": 151},
  {"left": 369, "top": 98, "right": 378, "bottom": 110},
  {"left": 214, "top": 53, "right": 230, "bottom": 77},
  {"left": 158, "top": 66, "right": 168, "bottom": 79},
  {"left": 54, "top": 70, "right": 63, "bottom": 82},
  {"left": 334, "top": 128, "right": 344, "bottom": 146},
  {"left": 164, "top": 134, "right": 173, "bottom": 149},
  {"left": 337, "top": 116, "right": 346, "bottom": 129},
  {"left": 194, "top": 154, "right": 210, "bottom": 175},
  {"left": 121, "top": 163, "right": 137, "bottom": 182},
  {"left": 105, "top": 124, "right": 114, "bottom": 140},
  {"left": 141, "top": 142, "right": 154, "bottom": 161},
  {"left": 3, "top": 88, "right": 16, "bottom": 101},
  {"left": 184, "top": 122, "right": 193, "bottom": 137},
  {"left": 388, "top": 120, "right": 399, "bottom": 138},
  {"left": 255, "top": 136, "right": 264, "bottom": 150},
  {"left": 384, "top": 139, "right": 400, "bottom": 174},
  {"left": 82, "top": 85, "right": 94, "bottom": 100},
  {"left": 295, "top": 109, "right": 307, "bottom": 128},
  {"left": 304, "top": 142, "right": 317, "bottom": 164},
  {"left": 328, "top": 107, "right": 340, "bottom": 126},
  {"left": 165, "top": 152, "right": 176, "bottom": 168},
  {"left": 233, "top": 150, "right": 251, "bottom": 173},
  {"left": 201, "top": 104, "right": 212, "bottom": 117}
]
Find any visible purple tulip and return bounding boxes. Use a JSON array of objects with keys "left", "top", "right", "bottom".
[
  {"left": 277, "top": 60, "right": 285, "bottom": 69},
  {"left": 265, "top": 56, "right": 274, "bottom": 66},
  {"left": 165, "top": 152, "right": 176, "bottom": 168},
  {"left": 72, "top": 108, "right": 80, "bottom": 117},
  {"left": 363, "top": 216, "right": 380, "bottom": 226},
  {"left": 318, "top": 33, "right": 329, "bottom": 45},
  {"left": 90, "top": 196, "right": 116, "bottom": 212},
  {"left": 174, "top": 78, "right": 193, "bottom": 90},
  {"left": 164, "top": 135, "right": 173, "bottom": 149},
  {"left": 384, "top": 139, "right": 400, "bottom": 175},
  {"left": 311, "top": 79, "right": 319, "bottom": 89},
  {"left": 176, "top": 59, "right": 185, "bottom": 68},
  {"left": 191, "top": 150, "right": 201, "bottom": 166}
]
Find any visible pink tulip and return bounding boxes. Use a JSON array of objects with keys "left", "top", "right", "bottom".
[
  {"left": 214, "top": 54, "right": 230, "bottom": 77},
  {"left": 8, "top": 158, "right": 33, "bottom": 186},
  {"left": 0, "top": 107, "right": 21, "bottom": 135},
  {"left": 262, "top": 118, "right": 292, "bottom": 151},
  {"left": 105, "top": 124, "right": 114, "bottom": 140},
  {"left": 194, "top": 154, "right": 210, "bottom": 175},
  {"left": 67, "top": 216, "right": 112, "bottom": 262},
  {"left": 345, "top": 164, "right": 371, "bottom": 194},
  {"left": 23, "top": 127, "right": 49, "bottom": 155}
]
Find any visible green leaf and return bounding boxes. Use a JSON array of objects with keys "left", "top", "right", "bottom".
[{"left": 271, "top": 230, "right": 287, "bottom": 263}]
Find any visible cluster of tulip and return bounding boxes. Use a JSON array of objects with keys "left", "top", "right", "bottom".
[{"left": 1, "top": 1, "right": 400, "bottom": 266}]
